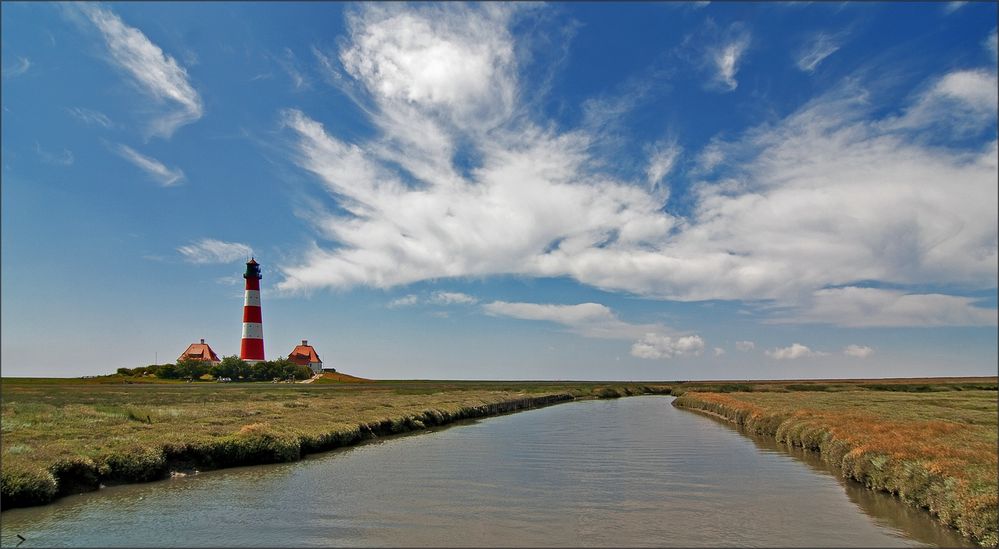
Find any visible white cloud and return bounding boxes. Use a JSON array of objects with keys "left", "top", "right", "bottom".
[
  {"left": 645, "top": 139, "right": 681, "bottom": 198},
  {"left": 735, "top": 340, "right": 755, "bottom": 352},
  {"left": 796, "top": 32, "right": 842, "bottom": 73},
  {"left": 943, "top": 2, "right": 967, "bottom": 14},
  {"left": 429, "top": 291, "right": 478, "bottom": 305},
  {"left": 843, "top": 344, "right": 874, "bottom": 358},
  {"left": 388, "top": 294, "right": 419, "bottom": 308},
  {"left": 484, "top": 301, "right": 616, "bottom": 327},
  {"left": 2, "top": 56, "right": 31, "bottom": 78},
  {"left": 389, "top": 291, "right": 478, "bottom": 308},
  {"left": 277, "top": 3, "right": 997, "bottom": 331},
  {"left": 276, "top": 47, "right": 309, "bottom": 90},
  {"left": 79, "top": 4, "right": 202, "bottom": 138},
  {"left": 886, "top": 69, "right": 998, "bottom": 134},
  {"left": 114, "top": 144, "right": 184, "bottom": 186},
  {"left": 789, "top": 287, "right": 997, "bottom": 327},
  {"left": 695, "top": 141, "right": 725, "bottom": 173},
  {"left": 67, "top": 107, "right": 113, "bottom": 128},
  {"left": 177, "top": 238, "right": 253, "bottom": 264},
  {"left": 631, "top": 334, "right": 705, "bottom": 359},
  {"left": 766, "top": 343, "right": 819, "bottom": 360},
  {"left": 483, "top": 300, "right": 703, "bottom": 359},
  {"left": 713, "top": 347, "right": 726, "bottom": 356},
  {"left": 339, "top": 3, "right": 517, "bottom": 129},
  {"left": 710, "top": 29, "right": 750, "bottom": 91},
  {"left": 35, "top": 143, "right": 74, "bottom": 166},
  {"left": 986, "top": 29, "right": 998, "bottom": 62}
]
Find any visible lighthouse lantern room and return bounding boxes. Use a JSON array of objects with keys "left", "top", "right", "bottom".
[{"left": 240, "top": 258, "right": 265, "bottom": 363}]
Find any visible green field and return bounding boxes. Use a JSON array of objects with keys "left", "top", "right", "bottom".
[
  {"left": 674, "top": 388, "right": 998, "bottom": 546},
  {"left": 0, "top": 378, "right": 670, "bottom": 509}
]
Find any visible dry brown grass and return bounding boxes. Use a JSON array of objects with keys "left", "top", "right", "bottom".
[{"left": 674, "top": 390, "right": 998, "bottom": 546}]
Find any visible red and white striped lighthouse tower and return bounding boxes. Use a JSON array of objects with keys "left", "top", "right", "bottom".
[{"left": 240, "top": 257, "right": 265, "bottom": 363}]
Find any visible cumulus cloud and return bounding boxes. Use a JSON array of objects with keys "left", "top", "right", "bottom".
[
  {"left": 789, "top": 287, "right": 998, "bottom": 327},
  {"left": 78, "top": 4, "right": 202, "bottom": 138},
  {"left": 339, "top": 3, "right": 517, "bottom": 129},
  {"left": 765, "top": 343, "right": 820, "bottom": 360},
  {"left": 735, "top": 340, "right": 755, "bottom": 352},
  {"left": 113, "top": 144, "right": 184, "bottom": 186},
  {"left": 631, "top": 334, "right": 705, "bottom": 359},
  {"left": 177, "top": 238, "right": 253, "bottom": 264},
  {"left": 713, "top": 347, "right": 726, "bottom": 356},
  {"left": 796, "top": 32, "right": 842, "bottom": 72},
  {"left": 843, "top": 344, "right": 874, "bottom": 358},
  {"left": 277, "top": 3, "right": 997, "bottom": 331}
]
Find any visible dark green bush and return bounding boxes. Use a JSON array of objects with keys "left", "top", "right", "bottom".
[{"left": 1, "top": 467, "right": 58, "bottom": 507}]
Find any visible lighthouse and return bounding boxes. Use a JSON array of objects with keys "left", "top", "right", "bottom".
[{"left": 240, "top": 257, "right": 265, "bottom": 363}]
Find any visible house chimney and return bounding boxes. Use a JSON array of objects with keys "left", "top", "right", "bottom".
[
  {"left": 302, "top": 339, "right": 308, "bottom": 346},
  {"left": 201, "top": 339, "right": 205, "bottom": 344}
]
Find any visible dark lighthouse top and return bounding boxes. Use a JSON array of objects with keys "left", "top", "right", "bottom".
[{"left": 244, "top": 257, "right": 262, "bottom": 280}]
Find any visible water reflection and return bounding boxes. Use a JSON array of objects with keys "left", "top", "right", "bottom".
[{"left": 717, "top": 415, "right": 970, "bottom": 547}]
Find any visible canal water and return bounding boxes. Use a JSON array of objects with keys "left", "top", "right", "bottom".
[{"left": 0, "top": 396, "right": 970, "bottom": 547}]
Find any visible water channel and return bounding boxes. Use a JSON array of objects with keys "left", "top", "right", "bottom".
[{"left": 0, "top": 396, "right": 970, "bottom": 547}]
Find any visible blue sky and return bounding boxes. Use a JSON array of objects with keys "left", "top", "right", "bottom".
[{"left": 2, "top": 2, "right": 996, "bottom": 380}]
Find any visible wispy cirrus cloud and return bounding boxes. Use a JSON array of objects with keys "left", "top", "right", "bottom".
[
  {"left": 943, "top": 2, "right": 967, "bottom": 14},
  {"left": 884, "top": 68, "right": 998, "bottom": 135},
  {"left": 275, "top": 47, "right": 309, "bottom": 90},
  {"left": 709, "top": 26, "right": 751, "bottom": 91},
  {"left": 786, "top": 287, "right": 998, "bottom": 327},
  {"left": 2, "top": 56, "right": 31, "bottom": 79},
  {"left": 388, "top": 295, "right": 419, "bottom": 308},
  {"left": 77, "top": 3, "right": 202, "bottom": 138},
  {"left": 483, "top": 300, "right": 704, "bottom": 360},
  {"left": 645, "top": 138, "right": 681, "bottom": 198},
  {"left": 35, "top": 143, "right": 74, "bottom": 166},
  {"left": 735, "top": 341, "right": 755, "bottom": 352},
  {"left": 178, "top": 238, "right": 253, "bottom": 264},
  {"left": 66, "top": 107, "right": 113, "bottom": 128},
  {"left": 113, "top": 144, "right": 184, "bottom": 186},
  {"left": 796, "top": 32, "right": 843, "bottom": 72},
  {"left": 387, "top": 291, "right": 478, "bottom": 308}
]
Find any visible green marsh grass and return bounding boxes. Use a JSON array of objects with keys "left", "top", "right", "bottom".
[{"left": 0, "top": 379, "right": 670, "bottom": 509}]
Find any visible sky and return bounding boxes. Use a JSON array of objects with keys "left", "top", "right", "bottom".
[{"left": 2, "top": 2, "right": 997, "bottom": 381}]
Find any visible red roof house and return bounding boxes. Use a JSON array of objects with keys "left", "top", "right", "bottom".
[
  {"left": 178, "top": 339, "right": 221, "bottom": 364},
  {"left": 288, "top": 340, "right": 325, "bottom": 373}
]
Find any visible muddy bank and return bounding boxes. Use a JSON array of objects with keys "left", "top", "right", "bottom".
[
  {"left": 672, "top": 392, "right": 997, "bottom": 547},
  {"left": 2, "top": 386, "right": 670, "bottom": 510}
]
